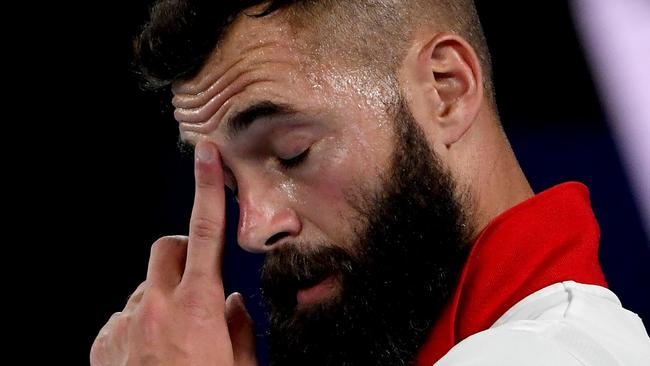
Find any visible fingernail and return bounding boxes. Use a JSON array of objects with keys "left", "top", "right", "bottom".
[{"left": 196, "top": 141, "right": 214, "bottom": 162}]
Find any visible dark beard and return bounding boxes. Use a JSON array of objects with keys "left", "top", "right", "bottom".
[{"left": 261, "top": 96, "right": 471, "bottom": 366}]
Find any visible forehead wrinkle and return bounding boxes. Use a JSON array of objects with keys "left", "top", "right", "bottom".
[
  {"left": 172, "top": 54, "right": 247, "bottom": 107},
  {"left": 173, "top": 53, "right": 292, "bottom": 110},
  {"left": 177, "top": 75, "right": 275, "bottom": 135},
  {"left": 173, "top": 41, "right": 303, "bottom": 125},
  {"left": 174, "top": 67, "right": 262, "bottom": 119},
  {"left": 174, "top": 15, "right": 310, "bottom": 139},
  {"left": 172, "top": 38, "right": 296, "bottom": 98},
  {"left": 174, "top": 55, "right": 298, "bottom": 127}
]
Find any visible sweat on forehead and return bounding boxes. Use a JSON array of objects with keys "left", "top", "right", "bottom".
[
  {"left": 170, "top": 13, "right": 304, "bottom": 131},
  {"left": 169, "top": 13, "right": 398, "bottom": 136}
]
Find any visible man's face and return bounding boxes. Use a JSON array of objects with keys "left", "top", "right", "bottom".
[
  {"left": 173, "top": 12, "right": 470, "bottom": 366},
  {"left": 173, "top": 12, "right": 397, "bottom": 258}
]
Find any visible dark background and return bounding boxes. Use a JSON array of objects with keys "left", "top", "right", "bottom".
[{"left": 40, "top": 1, "right": 649, "bottom": 364}]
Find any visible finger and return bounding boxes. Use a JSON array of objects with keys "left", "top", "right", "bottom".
[
  {"left": 146, "top": 235, "right": 188, "bottom": 288},
  {"left": 124, "top": 281, "right": 147, "bottom": 311},
  {"left": 226, "top": 293, "right": 257, "bottom": 366},
  {"left": 184, "top": 140, "right": 225, "bottom": 283},
  {"left": 90, "top": 312, "right": 127, "bottom": 365}
]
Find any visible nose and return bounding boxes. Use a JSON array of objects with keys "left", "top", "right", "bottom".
[{"left": 236, "top": 183, "right": 302, "bottom": 253}]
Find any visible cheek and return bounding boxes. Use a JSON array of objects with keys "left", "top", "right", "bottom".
[
  {"left": 305, "top": 145, "right": 355, "bottom": 210},
  {"left": 294, "top": 140, "right": 375, "bottom": 243}
]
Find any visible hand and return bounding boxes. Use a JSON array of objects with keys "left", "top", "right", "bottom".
[{"left": 90, "top": 141, "right": 257, "bottom": 366}]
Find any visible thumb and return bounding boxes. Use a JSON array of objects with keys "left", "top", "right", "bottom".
[{"left": 226, "top": 292, "right": 257, "bottom": 366}]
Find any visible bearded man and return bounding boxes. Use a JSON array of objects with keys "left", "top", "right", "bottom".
[{"left": 91, "top": 1, "right": 650, "bottom": 365}]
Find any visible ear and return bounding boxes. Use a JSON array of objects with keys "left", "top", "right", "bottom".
[{"left": 401, "top": 33, "right": 484, "bottom": 149}]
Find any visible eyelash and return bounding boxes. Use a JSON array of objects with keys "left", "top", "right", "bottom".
[
  {"left": 226, "top": 148, "right": 309, "bottom": 200},
  {"left": 278, "top": 148, "right": 311, "bottom": 169}
]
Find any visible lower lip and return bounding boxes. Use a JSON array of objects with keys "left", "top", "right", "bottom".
[{"left": 296, "top": 276, "right": 337, "bottom": 305}]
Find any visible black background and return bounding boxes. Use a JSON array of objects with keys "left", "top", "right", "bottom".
[{"left": 28, "top": 1, "right": 650, "bottom": 364}]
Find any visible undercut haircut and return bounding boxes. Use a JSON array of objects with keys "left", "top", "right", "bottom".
[{"left": 135, "top": 0, "right": 494, "bottom": 104}]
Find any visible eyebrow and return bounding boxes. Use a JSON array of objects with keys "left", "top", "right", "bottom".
[
  {"left": 177, "top": 100, "right": 299, "bottom": 150},
  {"left": 225, "top": 100, "right": 298, "bottom": 138}
]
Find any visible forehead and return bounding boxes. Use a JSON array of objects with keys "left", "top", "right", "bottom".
[
  {"left": 171, "top": 8, "right": 395, "bottom": 144},
  {"left": 176, "top": 10, "right": 305, "bottom": 91},
  {"left": 171, "top": 10, "right": 317, "bottom": 133}
]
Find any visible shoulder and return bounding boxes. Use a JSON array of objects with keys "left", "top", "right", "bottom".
[
  {"left": 434, "top": 324, "right": 584, "bottom": 366},
  {"left": 435, "top": 282, "right": 650, "bottom": 366}
]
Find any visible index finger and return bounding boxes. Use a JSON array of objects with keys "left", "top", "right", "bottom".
[{"left": 184, "top": 140, "right": 225, "bottom": 283}]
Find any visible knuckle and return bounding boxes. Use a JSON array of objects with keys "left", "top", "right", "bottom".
[
  {"left": 176, "top": 288, "right": 219, "bottom": 319},
  {"left": 138, "top": 289, "right": 165, "bottom": 321},
  {"left": 114, "top": 312, "right": 131, "bottom": 335},
  {"left": 181, "top": 268, "right": 224, "bottom": 288},
  {"left": 126, "top": 281, "right": 146, "bottom": 302},
  {"left": 136, "top": 290, "right": 168, "bottom": 336},
  {"left": 151, "top": 236, "right": 187, "bottom": 255},
  {"left": 100, "top": 312, "right": 125, "bottom": 337},
  {"left": 109, "top": 311, "right": 123, "bottom": 322},
  {"left": 190, "top": 217, "right": 221, "bottom": 241},
  {"left": 196, "top": 179, "right": 220, "bottom": 190},
  {"left": 183, "top": 268, "right": 209, "bottom": 281},
  {"left": 90, "top": 328, "right": 107, "bottom": 357},
  {"left": 90, "top": 312, "right": 128, "bottom": 364},
  {"left": 89, "top": 337, "right": 104, "bottom": 365}
]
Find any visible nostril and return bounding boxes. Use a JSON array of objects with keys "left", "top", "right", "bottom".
[{"left": 266, "top": 232, "right": 290, "bottom": 246}]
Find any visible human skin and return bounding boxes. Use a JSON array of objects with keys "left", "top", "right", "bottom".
[
  {"left": 91, "top": 6, "right": 533, "bottom": 365},
  {"left": 90, "top": 142, "right": 256, "bottom": 366}
]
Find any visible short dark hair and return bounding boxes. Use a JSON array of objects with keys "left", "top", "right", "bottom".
[{"left": 135, "top": 0, "right": 494, "bottom": 103}]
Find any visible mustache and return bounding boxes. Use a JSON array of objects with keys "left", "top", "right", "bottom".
[{"left": 260, "top": 244, "right": 356, "bottom": 312}]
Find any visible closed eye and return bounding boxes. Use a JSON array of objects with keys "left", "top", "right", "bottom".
[{"left": 278, "top": 148, "right": 310, "bottom": 169}]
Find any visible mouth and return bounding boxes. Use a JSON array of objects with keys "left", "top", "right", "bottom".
[
  {"left": 261, "top": 246, "right": 352, "bottom": 314},
  {"left": 296, "top": 275, "right": 339, "bottom": 307}
]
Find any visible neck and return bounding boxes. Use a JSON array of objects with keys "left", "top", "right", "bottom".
[{"left": 451, "top": 108, "right": 534, "bottom": 241}]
